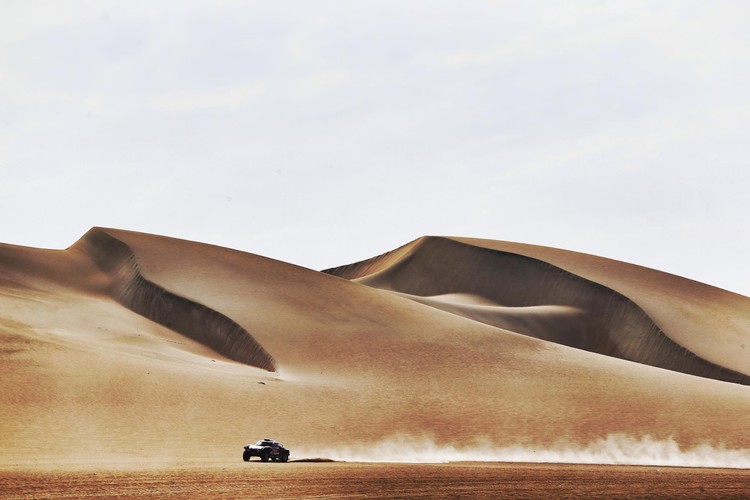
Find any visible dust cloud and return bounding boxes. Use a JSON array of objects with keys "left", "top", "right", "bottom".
[{"left": 300, "top": 434, "right": 750, "bottom": 468}]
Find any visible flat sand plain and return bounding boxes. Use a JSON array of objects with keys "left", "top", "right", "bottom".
[{"left": 2, "top": 462, "right": 749, "bottom": 499}]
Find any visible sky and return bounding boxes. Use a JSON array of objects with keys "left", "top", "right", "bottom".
[{"left": 1, "top": 1, "right": 749, "bottom": 296}]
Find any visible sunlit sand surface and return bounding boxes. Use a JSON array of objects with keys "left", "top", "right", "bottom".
[
  {"left": 2, "top": 463, "right": 749, "bottom": 499},
  {"left": 1, "top": 228, "right": 749, "bottom": 496}
]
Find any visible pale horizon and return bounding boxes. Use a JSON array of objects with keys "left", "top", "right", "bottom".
[{"left": 2, "top": 1, "right": 749, "bottom": 297}]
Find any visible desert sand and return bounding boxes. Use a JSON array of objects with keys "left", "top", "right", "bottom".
[
  {"left": 2, "top": 462, "right": 749, "bottom": 499},
  {"left": 1, "top": 228, "right": 749, "bottom": 495}
]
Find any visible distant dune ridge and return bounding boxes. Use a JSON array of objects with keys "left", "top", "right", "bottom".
[
  {"left": 324, "top": 236, "right": 750, "bottom": 385},
  {"left": 1, "top": 227, "right": 749, "bottom": 469}
]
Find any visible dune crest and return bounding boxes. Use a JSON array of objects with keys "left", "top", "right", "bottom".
[
  {"left": 74, "top": 228, "right": 276, "bottom": 371},
  {"left": 325, "top": 236, "right": 749, "bottom": 385}
]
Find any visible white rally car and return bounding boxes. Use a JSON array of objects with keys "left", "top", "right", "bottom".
[{"left": 243, "top": 438, "right": 290, "bottom": 462}]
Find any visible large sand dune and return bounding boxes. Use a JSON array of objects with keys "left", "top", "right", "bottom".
[
  {"left": 324, "top": 236, "right": 749, "bottom": 384},
  {"left": 1, "top": 228, "right": 749, "bottom": 469}
]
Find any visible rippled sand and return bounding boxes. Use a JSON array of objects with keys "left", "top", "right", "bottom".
[{"left": 2, "top": 462, "right": 749, "bottom": 499}]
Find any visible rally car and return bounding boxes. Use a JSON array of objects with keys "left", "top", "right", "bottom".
[{"left": 243, "top": 438, "right": 290, "bottom": 462}]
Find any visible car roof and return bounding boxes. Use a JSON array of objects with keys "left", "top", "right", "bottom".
[{"left": 257, "top": 438, "right": 279, "bottom": 444}]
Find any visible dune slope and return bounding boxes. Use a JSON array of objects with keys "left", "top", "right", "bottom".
[
  {"left": 74, "top": 228, "right": 276, "bottom": 371},
  {"left": 324, "top": 236, "right": 750, "bottom": 385},
  {"left": 453, "top": 237, "right": 750, "bottom": 376},
  {"left": 1, "top": 228, "right": 749, "bottom": 469}
]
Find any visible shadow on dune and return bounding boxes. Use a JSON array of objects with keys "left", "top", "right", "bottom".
[
  {"left": 325, "top": 236, "right": 749, "bottom": 385},
  {"left": 74, "top": 228, "right": 276, "bottom": 371}
]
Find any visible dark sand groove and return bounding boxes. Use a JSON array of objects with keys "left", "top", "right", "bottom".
[{"left": 75, "top": 228, "right": 276, "bottom": 371}]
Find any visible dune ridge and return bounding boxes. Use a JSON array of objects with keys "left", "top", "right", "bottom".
[
  {"left": 74, "top": 228, "right": 276, "bottom": 371},
  {"left": 325, "top": 236, "right": 749, "bottom": 385},
  {"left": 3, "top": 228, "right": 750, "bottom": 470}
]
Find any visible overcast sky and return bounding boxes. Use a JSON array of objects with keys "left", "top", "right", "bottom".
[{"left": 2, "top": 1, "right": 749, "bottom": 296}]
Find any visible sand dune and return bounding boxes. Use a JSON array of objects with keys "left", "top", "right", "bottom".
[
  {"left": 1, "top": 228, "right": 749, "bottom": 470},
  {"left": 74, "top": 229, "right": 275, "bottom": 370},
  {"left": 454, "top": 237, "right": 750, "bottom": 377},
  {"left": 324, "top": 236, "right": 749, "bottom": 384}
]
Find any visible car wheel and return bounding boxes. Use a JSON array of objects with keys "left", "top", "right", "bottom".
[
  {"left": 243, "top": 450, "right": 251, "bottom": 462},
  {"left": 261, "top": 450, "right": 270, "bottom": 462},
  {"left": 280, "top": 453, "right": 289, "bottom": 463}
]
